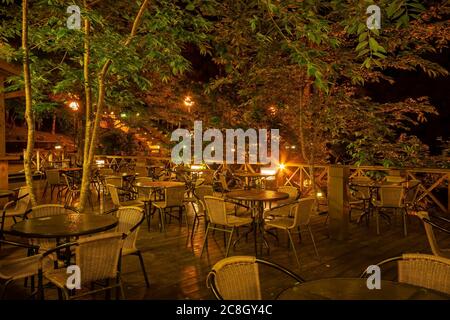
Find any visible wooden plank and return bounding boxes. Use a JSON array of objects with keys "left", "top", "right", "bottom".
[
  {"left": 328, "top": 165, "right": 349, "bottom": 240},
  {"left": 0, "top": 59, "right": 21, "bottom": 76},
  {"left": 0, "top": 76, "right": 5, "bottom": 156},
  {"left": 4, "top": 90, "right": 25, "bottom": 99}
]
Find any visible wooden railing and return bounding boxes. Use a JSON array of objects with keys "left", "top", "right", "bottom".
[{"left": 80, "top": 154, "right": 450, "bottom": 214}]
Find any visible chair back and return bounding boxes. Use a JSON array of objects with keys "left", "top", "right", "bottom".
[
  {"left": 29, "top": 204, "right": 77, "bottom": 218},
  {"left": 277, "top": 186, "right": 299, "bottom": 201},
  {"left": 135, "top": 166, "right": 148, "bottom": 177},
  {"left": 115, "top": 206, "right": 144, "bottom": 252},
  {"left": 107, "top": 184, "right": 121, "bottom": 207},
  {"left": 398, "top": 253, "right": 450, "bottom": 294},
  {"left": 164, "top": 186, "right": 185, "bottom": 207},
  {"left": 99, "top": 168, "right": 114, "bottom": 176},
  {"left": 292, "top": 198, "right": 316, "bottom": 227},
  {"left": 194, "top": 185, "right": 214, "bottom": 213},
  {"left": 219, "top": 174, "right": 229, "bottom": 192},
  {"left": 349, "top": 177, "right": 372, "bottom": 200},
  {"left": 415, "top": 211, "right": 445, "bottom": 257},
  {"left": 46, "top": 169, "right": 62, "bottom": 185},
  {"left": 75, "top": 232, "right": 124, "bottom": 284},
  {"left": 379, "top": 185, "right": 405, "bottom": 207},
  {"left": 202, "top": 171, "right": 214, "bottom": 185},
  {"left": 15, "top": 186, "right": 31, "bottom": 213},
  {"left": 204, "top": 196, "right": 228, "bottom": 225},
  {"left": 105, "top": 176, "right": 122, "bottom": 188},
  {"left": 208, "top": 256, "right": 261, "bottom": 300}
]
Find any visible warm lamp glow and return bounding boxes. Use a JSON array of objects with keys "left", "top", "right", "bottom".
[
  {"left": 54, "top": 145, "right": 62, "bottom": 150},
  {"left": 278, "top": 163, "right": 285, "bottom": 170},
  {"left": 317, "top": 192, "right": 324, "bottom": 198},
  {"left": 184, "top": 96, "right": 194, "bottom": 107},
  {"left": 69, "top": 101, "right": 79, "bottom": 111}
]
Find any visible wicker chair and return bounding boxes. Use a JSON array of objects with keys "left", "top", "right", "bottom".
[
  {"left": 414, "top": 211, "right": 450, "bottom": 259},
  {"left": 25, "top": 204, "right": 79, "bottom": 254},
  {"left": 113, "top": 206, "right": 150, "bottom": 287},
  {"left": 348, "top": 176, "right": 372, "bottom": 222},
  {"left": 186, "top": 185, "right": 214, "bottom": 242},
  {"left": 206, "top": 256, "right": 305, "bottom": 300},
  {"left": 361, "top": 253, "right": 450, "bottom": 295},
  {"left": 42, "top": 169, "right": 66, "bottom": 201},
  {"left": 265, "top": 198, "right": 319, "bottom": 268},
  {"left": 267, "top": 186, "right": 299, "bottom": 217},
  {"left": 0, "top": 239, "right": 52, "bottom": 299},
  {"left": 1, "top": 186, "right": 31, "bottom": 236},
  {"left": 151, "top": 186, "right": 186, "bottom": 232},
  {"left": 373, "top": 185, "right": 407, "bottom": 236},
  {"left": 107, "top": 184, "right": 144, "bottom": 209},
  {"left": 41, "top": 232, "right": 125, "bottom": 300},
  {"left": 200, "top": 196, "right": 252, "bottom": 258}
]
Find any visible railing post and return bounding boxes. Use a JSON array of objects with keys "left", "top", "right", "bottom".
[
  {"left": 448, "top": 173, "right": 450, "bottom": 214},
  {"left": 328, "top": 165, "right": 350, "bottom": 240}
]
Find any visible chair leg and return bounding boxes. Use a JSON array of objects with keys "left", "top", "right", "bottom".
[
  {"left": 402, "top": 208, "right": 408, "bottom": 237},
  {"left": 136, "top": 251, "right": 150, "bottom": 288},
  {"left": 200, "top": 224, "right": 211, "bottom": 257},
  {"left": 225, "top": 227, "right": 235, "bottom": 257},
  {"left": 159, "top": 208, "right": 165, "bottom": 232},
  {"left": 287, "top": 230, "right": 301, "bottom": 269},
  {"left": 308, "top": 225, "right": 319, "bottom": 258},
  {"left": 376, "top": 209, "right": 380, "bottom": 235},
  {"left": 1, "top": 279, "right": 12, "bottom": 299}
]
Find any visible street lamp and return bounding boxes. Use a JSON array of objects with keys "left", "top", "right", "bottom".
[{"left": 184, "top": 96, "right": 194, "bottom": 113}]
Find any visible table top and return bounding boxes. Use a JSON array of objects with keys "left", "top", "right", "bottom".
[
  {"left": 277, "top": 278, "right": 450, "bottom": 300},
  {"left": 226, "top": 190, "right": 289, "bottom": 202},
  {"left": 135, "top": 181, "right": 185, "bottom": 188},
  {"left": 0, "top": 189, "right": 14, "bottom": 198},
  {"left": 234, "top": 172, "right": 275, "bottom": 177},
  {"left": 9, "top": 213, "right": 118, "bottom": 239},
  {"left": 58, "top": 167, "right": 82, "bottom": 172}
]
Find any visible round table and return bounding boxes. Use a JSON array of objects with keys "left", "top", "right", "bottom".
[
  {"left": 277, "top": 278, "right": 450, "bottom": 300},
  {"left": 226, "top": 190, "right": 288, "bottom": 256},
  {"left": 9, "top": 213, "right": 118, "bottom": 239}
]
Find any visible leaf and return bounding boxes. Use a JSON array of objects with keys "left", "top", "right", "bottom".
[
  {"left": 355, "top": 41, "right": 368, "bottom": 51},
  {"left": 186, "top": 3, "right": 195, "bottom": 11},
  {"left": 368, "top": 37, "right": 379, "bottom": 51},
  {"left": 358, "top": 32, "right": 368, "bottom": 42}
]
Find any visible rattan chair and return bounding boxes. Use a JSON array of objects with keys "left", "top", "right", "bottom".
[
  {"left": 265, "top": 198, "right": 319, "bottom": 268},
  {"left": 414, "top": 211, "right": 450, "bottom": 259},
  {"left": 41, "top": 232, "right": 125, "bottom": 300},
  {"left": 206, "top": 256, "right": 305, "bottom": 300},
  {"left": 113, "top": 206, "right": 150, "bottom": 287},
  {"left": 348, "top": 176, "right": 372, "bottom": 222},
  {"left": 268, "top": 186, "right": 299, "bottom": 217},
  {"left": 24, "top": 204, "right": 79, "bottom": 257},
  {"left": 151, "top": 186, "right": 186, "bottom": 232},
  {"left": 200, "top": 196, "right": 252, "bottom": 258},
  {"left": 0, "top": 239, "right": 52, "bottom": 299},
  {"left": 107, "top": 184, "right": 144, "bottom": 209},
  {"left": 361, "top": 253, "right": 450, "bottom": 295},
  {"left": 42, "top": 169, "right": 66, "bottom": 201},
  {"left": 373, "top": 185, "right": 407, "bottom": 236},
  {"left": 186, "top": 185, "right": 214, "bottom": 242},
  {"left": 1, "top": 186, "right": 31, "bottom": 236}
]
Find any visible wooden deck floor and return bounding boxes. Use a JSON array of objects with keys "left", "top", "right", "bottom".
[{"left": 2, "top": 180, "right": 450, "bottom": 300}]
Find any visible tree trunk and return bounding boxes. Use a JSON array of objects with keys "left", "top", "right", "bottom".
[
  {"left": 22, "top": 0, "right": 37, "bottom": 206},
  {"left": 77, "top": 0, "right": 150, "bottom": 211},
  {"left": 78, "top": 10, "right": 93, "bottom": 212}
]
